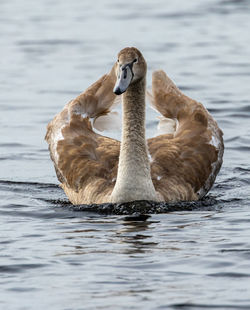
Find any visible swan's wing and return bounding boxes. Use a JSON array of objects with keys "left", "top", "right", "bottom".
[
  {"left": 45, "top": 65, "right": 121, "bottom": 204},
  {"left": 147, "top": 70, "right": 224, "bottom": 201}
]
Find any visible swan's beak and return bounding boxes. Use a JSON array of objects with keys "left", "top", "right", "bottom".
[{"left": 113, "top": 62, "right": 134, "bottom": 95}]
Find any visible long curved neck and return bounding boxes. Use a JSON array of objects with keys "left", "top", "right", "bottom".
[
  {"left": 110, "top": 77, "right": 158, "bottom": 203},
  {"left": 121, "top": 78, "right": 147, "bottom": 165}
]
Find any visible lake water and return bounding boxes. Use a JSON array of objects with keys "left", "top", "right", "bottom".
[{"left": 0, "top": 0, "right": 250, "bottom": 309}]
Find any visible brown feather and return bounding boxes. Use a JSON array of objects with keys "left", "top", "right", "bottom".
[
  {"left": 58, "top": 116, "right": 120, "bottom": 204},
  {"left": 45, "top": 64, "right": 120, "bottom": 204},
  {"left": 148, "top": 70, "right": 224, "bottom": 201}
]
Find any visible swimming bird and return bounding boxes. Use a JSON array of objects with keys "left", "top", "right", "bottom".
[{"left": 45, "top": 47, "right": 223, "bottom": 204}]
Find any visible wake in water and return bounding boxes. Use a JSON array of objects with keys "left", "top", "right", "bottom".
[
  {"left": 63, "top": 196, "right": 220, "bottom": 215},
  {"left": 0, "top": 179, "right": 222, "bottom": 215},
  {"left": 0, "top": 177, "right": 242, "bottom": 216}
]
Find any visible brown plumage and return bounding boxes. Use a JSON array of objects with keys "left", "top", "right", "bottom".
[{"left": 45, "top": 47, "right": 224, "bottom": 204}]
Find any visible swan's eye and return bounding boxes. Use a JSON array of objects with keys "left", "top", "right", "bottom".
[
  {"left": 133, "top": 58, "right": 138, "bottom": 63},
  {"left": 117, "top": 59, "right": 119, "bottom": 63}
]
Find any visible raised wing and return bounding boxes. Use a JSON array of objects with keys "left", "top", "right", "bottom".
[
  {"left": 147, "top": 70, "right": 224, "bottom": 201},
  {"left": 45, "top": 65, "right": 121, "bottom": 204}
]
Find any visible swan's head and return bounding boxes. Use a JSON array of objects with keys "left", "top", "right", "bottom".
[{"left": 113, "top": 47, "right": 147, "bottom": 95}]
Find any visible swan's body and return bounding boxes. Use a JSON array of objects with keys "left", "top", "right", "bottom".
[{"left": 45, "top": 47, "right": 223, "bottom": 204}]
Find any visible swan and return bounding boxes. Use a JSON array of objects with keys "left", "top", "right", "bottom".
[{"left": 45, "top": 47, "right": 224, "bottom": 204}]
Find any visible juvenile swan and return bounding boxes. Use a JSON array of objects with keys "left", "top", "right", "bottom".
[{"left": 45, "top": 47, "right": 224, "bottom": 204}]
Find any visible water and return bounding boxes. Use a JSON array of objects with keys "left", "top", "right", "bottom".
[{"left": 0, "top": 0, "right": 250, "bottom": 309}]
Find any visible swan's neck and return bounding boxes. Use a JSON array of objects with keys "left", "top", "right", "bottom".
[{"left": 110, "top": 77, "right": 158, "bottom": 203}]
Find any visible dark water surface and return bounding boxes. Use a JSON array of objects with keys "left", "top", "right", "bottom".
[{"left": 1, "top": 0, "right": 250, "bottom": 309}]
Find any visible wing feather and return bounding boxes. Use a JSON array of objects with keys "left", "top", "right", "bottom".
[
  {"left": 148, "top": 70, "right": 224, "bottom": 201},
  {"left": 45, "top": 64, "right": 121, "bottom": 204}
]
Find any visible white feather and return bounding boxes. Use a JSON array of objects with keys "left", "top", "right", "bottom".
[
  {"left": 93, "top": 111, "right": 121, "bottom": 132},
  {"left": 157, "top": 116, "right": 177, "bottom": 135},
  {"left": 210, "top": 135, "right": 220, "bottom": 149}
]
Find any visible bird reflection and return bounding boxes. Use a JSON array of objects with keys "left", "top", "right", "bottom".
[{"left": 115, "top": 215, "right": 159, "bottom": 254}]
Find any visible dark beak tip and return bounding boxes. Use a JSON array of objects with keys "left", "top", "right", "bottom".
[{"left": 114, "top": 87, "right": 122, "bottom": 95}]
